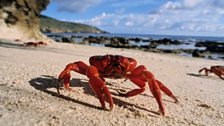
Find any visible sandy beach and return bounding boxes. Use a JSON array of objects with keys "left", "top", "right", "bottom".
[{"left": 0, "top": 39, "right": 223, "bottom": 126}]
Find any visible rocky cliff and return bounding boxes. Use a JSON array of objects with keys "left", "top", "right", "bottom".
[{"left": 0, "top": 0, "right": 51, "bottom": 41}]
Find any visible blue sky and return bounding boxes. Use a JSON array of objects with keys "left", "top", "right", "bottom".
[{"left": 42, "top": 0, "right": 224, "bottom": 37}]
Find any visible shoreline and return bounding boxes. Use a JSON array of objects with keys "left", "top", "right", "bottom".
[
  {"left": 45, "top": 33, "right": 224, "bottom": 61},
  {"left": 0, "top": 39, "right": 224, "bottom": 126}
]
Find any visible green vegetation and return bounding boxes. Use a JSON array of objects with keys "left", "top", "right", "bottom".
[{"left": 40, "top": 15, "right": 107, "bottom": 33}]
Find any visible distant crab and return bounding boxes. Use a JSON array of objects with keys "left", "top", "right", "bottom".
[
  {"left": 58, "top": 54, "right": 179, "bottom": 115},
  {"left": 199, "top": 66, "right": 224, "bottom": 80},
  {"left": 24, "top": 41, "right": 47, "bottom": 47}
]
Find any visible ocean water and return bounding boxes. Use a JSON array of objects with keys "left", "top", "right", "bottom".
[
  {"left": 46, "top": 32, "right": 224, "bottom": 43},
  {"left": 46, "top": 33, "right": 224, "bottom": 61},
  {"left": 61, "top": 33, "right": 224, "bottom": 42}
]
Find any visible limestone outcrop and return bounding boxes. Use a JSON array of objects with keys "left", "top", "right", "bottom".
[{"left": 0, "top": 0, "right": 51, "bottom": 42}]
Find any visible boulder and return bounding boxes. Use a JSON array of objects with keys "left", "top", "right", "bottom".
[
  {"left": 195, "top": 41, "right": 224, "bottom": 53},
  {"left": 151, "top": 38, "right": 183, "bottom": 45},
  {"left": 192, "top": 49, "right": 206, "bottom": 58},
  {"left": 206, "top": 45, "right": 224, "bottom": 53},
  {"left": 105, "top": 37, "right": 134, "bottom": 48},
  {"left": 129, "top": 37, "right": 141, "bottom": 42},
  {"left": 0, "top": 0, "right": 51, "bottom": 42}
]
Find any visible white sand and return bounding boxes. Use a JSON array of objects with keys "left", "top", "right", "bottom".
[
  {"left": 0, "top": 26, "right": 53, "bottom": 43},
  {"left": 0, "top": 39, "right": 223, "bottom": 126}
]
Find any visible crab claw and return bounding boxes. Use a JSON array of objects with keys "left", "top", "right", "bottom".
[
  {"left": 58, "top": 67, "right": 75, "bottom": 93},
  {"left": 87, "top": 66, "right": 114, "bottom": 110}
]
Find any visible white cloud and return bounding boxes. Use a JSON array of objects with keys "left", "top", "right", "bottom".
[
  {"left": 54, "top": 0, "right": 101, "bottom": 13},
  {"left": 73, "top": 0, "right": 224, "bottom": 36},
  {"left": 75, "top": 12, "right": 115, "bottom": 26},
  {"left": 183, "top": 0, "right": 204, "bottom": 8},
  {"left": 161, "top": 1, "right": 181, "bottom": 10},
  {"left": 125, "top": 21, "right": 133, "bottom": 26}
]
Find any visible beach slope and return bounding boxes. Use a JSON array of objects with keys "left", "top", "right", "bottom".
[{"left": 0, "top": 40, "right": 223, "bottom": 126}]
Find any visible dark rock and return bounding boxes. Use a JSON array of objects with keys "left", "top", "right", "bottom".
[
  {"left": 172, "top": 40, "right": 183, "bottom": 45},
  {"left": 218, "top": 56, "right": 224, "bottom": 60},
  {"left": 71, "top": 35, "right": 85, "bottom": 39},
  {"left": 140, "top": 45, "right": 150, "bottom": 49},
  {"left": 111, "top": 37, "right": 129, "bottom": 44},
  {"left": 61, "top": 37, "right": 75, "bottom": 43},
  {"left": 105, "top": 37, "right": 134, "bottom": 48},
  {"left": 149, "top": 43, "right": 158, "bottom": 49},
  {"left": 61, "top": 37, "right": 70, "bottom": 43},
  {"left": 142, "top": 39, "right": 151, "bottom": 42},
  {"left": 129, "top": 37, "right": 141, "bottom": 42},
  {"left": 161, "top": 49, "right": 183, "bottom": 54},
  {"left": 195, "top": 41, "right": 214, "bottom": 47},
  {"left": 182, "top": 49, "right": 194, "bottom": 54},
  {"left": 195, "top": 41, "right": 224, "bottom": 53},
  {"left": 151, "top": 38, "right": 183, "bottom": 45},
  {"left": 192, "top": 49, "right": 205, "bottom": 58},
  {"left": 140, "top": 43, "right": 157, "bottom": 49},
  {"left": 206, "top": 45, "right": 224, "bottom": 53},
  {"left": 105, "top": 37, "right": 131, "bottom": 48},
  {"left": 88, "top": 36, "right": 99, "bottom": 44}
]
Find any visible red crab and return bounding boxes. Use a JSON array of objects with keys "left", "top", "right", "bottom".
[
  {"left": 58, "top": 55, "right": 179, "bottom": 115},
  {"left": 24, "top": 41, "right": 47, "bottom": 47},
  {"left": 199, "top": 66, "right": 224, "bottom": 80}
]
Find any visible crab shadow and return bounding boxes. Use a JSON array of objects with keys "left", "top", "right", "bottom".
[
  {"left": 29, "top": 75, "right": 100, "bottom": 110},
  {"left": 187, "top": 73, "right": 220, "bottom": 80},
  {"left": 29, "top": 75, "right": 163, "bottom": 117},
  {"left": 187, "top": 73, "right": 206, "bottom": 78}
]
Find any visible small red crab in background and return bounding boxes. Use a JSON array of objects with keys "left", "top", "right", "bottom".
[
  {"left": 58, "top": 55, "right": 179, "bottom": 116},
  {"left": 199, "top": 66, "right": 224, "bottom": 80},
  {"left": 23, "top": 41, "right": 47, "bottom": 47}
]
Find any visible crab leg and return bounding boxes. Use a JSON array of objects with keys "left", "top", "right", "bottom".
[
  {"left": 58, "top": 61, "right": 88, "bottom": 93},
  {"left": 87, "top": 66, "right": 114, "bottom": 110},
  {"left": 117, "top": 79, "right": 146, "bottom": 97},
  {"left": 123, "top": 65, "right": 177, "bottom": 115},
  {"left": 199, "top": 67, "right": 210, "bottom": 76},
  {"left": 142, "top": 69, "right": 165, "bottom": 115},
  {"left": 218, "top": 74, "right": 224, "bottom": 80},
  {"left": 123, "top": 78, "right": 146, "bottom": 97},
  {"left": 117, "top": 65, "right": 146, "bottom": 97},
  {"left": 119, "top": 65, "right": 164, "bottom": 115},
  {"left": 156, "top": 80, "right": 179, "bottom": 103},
  {"left": 58, "top": 62, "right": 114, "bottom": 110}
]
